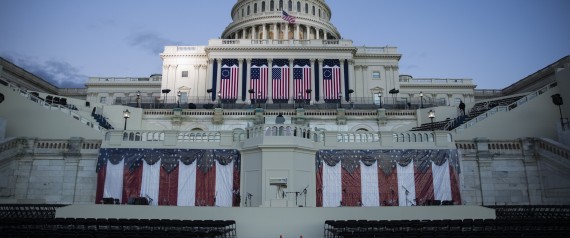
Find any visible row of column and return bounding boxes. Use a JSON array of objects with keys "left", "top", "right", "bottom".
[
  {"left": 230, "top": 22, "right": 333, "bottom": 40},
  {"left": 163, "top": 64, "right": 208, "bottom": 102},
  {"left": 210, "top": 58, "right": 355, "bottom": 103}
]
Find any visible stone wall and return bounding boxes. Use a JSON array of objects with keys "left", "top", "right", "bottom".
[
  {"left": 0, "top": 138, "right": 100, "bottom": 204},
  {"left": 2, "top": 137, "right": 570, "bottom": 205},
  {"left": 457, "top": 138, "right": 570, "bottom": 206}
]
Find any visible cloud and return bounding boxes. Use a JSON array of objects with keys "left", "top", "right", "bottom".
[
  {"left": 1, "top": 52, "right": 87, "bottom": 88},
  {"left": 127, "top": 32, "right": 182, "bottom": 55}
]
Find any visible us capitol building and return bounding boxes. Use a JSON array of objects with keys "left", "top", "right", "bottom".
[{"left": 1, "top": 0, "right": 569, "bottom": 237}]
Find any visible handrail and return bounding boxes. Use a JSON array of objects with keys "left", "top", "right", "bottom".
[{"left": 454, "top": 83, "right": 557, "bottom": 132}]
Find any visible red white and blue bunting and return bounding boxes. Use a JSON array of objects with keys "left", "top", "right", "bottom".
[
  {"left": 316, "top": 149, "right": 461, "bottom": 207},
  {"left": 95, "top": 148, "right": 241, "bottom": 207}
]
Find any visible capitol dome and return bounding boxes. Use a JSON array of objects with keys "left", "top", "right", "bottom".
[{"left": 222, "top": 0, "right": 341, "bottom": 40}]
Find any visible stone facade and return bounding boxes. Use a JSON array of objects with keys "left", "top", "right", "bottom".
[{"left": 0, "top": 138, "right": 100, "bottom": 204}]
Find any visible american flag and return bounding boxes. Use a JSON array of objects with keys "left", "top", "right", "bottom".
[
  {"left": 272, "top": 59, "right": 289, "bottom": 100},
  {"left": 220, "top": 59, "right": 239, "bottom": 100},
  {"left": 282, "top": 11, "right": 296, "bottom": 24},
  {"left": 250, "top": 59, "right": 268, "bottom": 100},
  {"left": 323, "top": 59, "right": 341, "bottom": 100},
  {"left": 293, "top": 59, "right": 311, "bottom": 100}
]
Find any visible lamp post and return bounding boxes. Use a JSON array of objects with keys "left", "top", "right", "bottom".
[
  {"left": 217, "top": 91, "right": 221, "bottom": 108},
  {"left": 161, "top": 89, "right": 171, "bottom": 108},
  {"left": 136, "top": 91, "right": 141, "bottom": 108},
  {"left": 305, "top": 89, "right": 312, "bottom": 106},
  {"left": 428, "top": 109, "right": 435, "bottom": 132},
  {"left": 297, "top": 92, "right": 302, "bottom": 108},
  {"left": 123, "top": 109, "right": 130, "bottom": 130},
  {"left": 552, "top": 94, "right": 565, "bottom": 129},
  {"left": 420, "top": 91, "right": 423, "bottom": 109},
  {"left": 348, "top": 89, "right": 354, "bottom": 108},
  {"left": 378, "top": 93, "right": 382, "bottom": 109},
  {"left": 338, "top": 92, "right": 342, "bottom": 109},
  {"left": 207, "top": 88, "right": 212, "bottom": 102},
  {"left": 248, "top": 89, "right": 255, "bottom": 106},
  {"left": 257, "top": 92, "right": 261, "bottom": 108},
  {"left": 177, "top": 91, "right": 181, "bottom": 108}
]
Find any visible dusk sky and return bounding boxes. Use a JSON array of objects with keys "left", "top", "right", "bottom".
[{"left": 1, "top": 0, "right": 569, "bottom": 89}]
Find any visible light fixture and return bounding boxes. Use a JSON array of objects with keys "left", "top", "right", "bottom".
[
  {"left": 123, "top": 109, "right": 130, "bottom": 130},
  {"left": 136, "top": 91, "right": 141, "bottom": 108},
  {"left": 420, "top": 92, "right": 423, "bottom": 109},
  {"left": 217, "top": 91, "right": 222, "bottom": 108},
  {"left": 177, "top": 91, "right": 181, "bottom": 108},
  {"left": 428, "top": 110, "right": 435, "bottom": 131}
]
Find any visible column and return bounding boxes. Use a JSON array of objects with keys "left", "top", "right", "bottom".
[
  {"left": 242, "top": 28, "right": 246, "bottom": 39},
  {"left": 246, "top": 58, "right": 252, "bottom": 102},
  {"left": 354, "top": 65, "right": 363, "bottom": 101},
  {"left": 305, "top": 25, "right": 309, "bottom": 40},
  {"left": 289, "top": 58, "right": 295, "bottom": 103},
  {"left": 267, "top": 59, "right": 273, "bottom": 103},
  {"left": 216, "top": 58, "right": 222, "bottom": 100},
  {"left": 162, "top": 64, "right": 170, "bottom": 93},
  {"left": 362, "top": 66, "right": 369, "bottom": 100},
  {"left": 198, "top": 64, "right": 206, "bottom": 101},
  {"left": 393, "top": 66, "right": 400, "bottom": 98},
  {"left": 324, "top": 30, "right": 328, "bottom": 40},
  {"left": 263, "top": 24, "right": 267, "bottom": 40},
  {"left": 295, "top": 24, "right": 300, "bottom": 40},
  {"left": 318, "top": 58, "right": 324, "bottom": 102},
  {"left": 316, "top": 28, "right": 320, "bottom": 39},
  {"left": 285, "top": 23, "right": 289, "bottom": 40},
  {"left": 238, "top": 58, "right": 244, "bottom": 101},
  {"left": 193, "top": 65, "right": 200, "bottom": 101},
  {"left": 273, "top": 23, "right": 278, "bottom": 40},
  {"left": 339, "top": 59, "right": 345, "bottom": 100},
  {"left": 206, "top": 59, "right": 213, "bottom": 101},
  {"left": 252, "top": 25, "right": 257, "bottom": 39},
  {"left": 310, "top": 58, "right": 316, "bottom": 102},
  {"left": 348, "top": 60, "right": 356, "bottom": 99},
  {"left": 386, "top": 66, "right": 392, "bottom": 95},
  {"left": 172, "top": 65, "right": 178, "bottom": 97}
]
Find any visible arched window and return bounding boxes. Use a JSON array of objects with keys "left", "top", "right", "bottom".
[
  {"left": 312, "top": 6, "right": 315, "bottom": 15},
  {"left": 318, "top": 9, "right": 321, "bottom": 17},
  {"left": 254, "top": 3, "right": 258, "bottom": 13},
  {"left": 305, "top": 3, "right": 308, "bottom": 13},
  {"left": 262, "top": 1, "right": 266, "bottom": 12},
  {"left": 297, "top": 1, "right": 301, "bottom": 12},
  {"left": 241, "top": 8, "right": 244, "bottom": 18},
  {"left": 288, "top": 0, "right": 292, "bottom": 11},
  {"left": 247, "top": 5, "right": 250, "bottom": 15},
  {"left": 279, "top": 0, "right": 283, "bottom": 10}
]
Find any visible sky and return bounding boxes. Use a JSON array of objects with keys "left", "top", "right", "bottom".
[{"left": 1, "top": 0, "right": 569, "bottom": 89}]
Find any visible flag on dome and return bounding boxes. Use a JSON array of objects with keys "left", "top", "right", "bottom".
[{"left": 282, "top": 11, "right": 296, "bottom": 24}]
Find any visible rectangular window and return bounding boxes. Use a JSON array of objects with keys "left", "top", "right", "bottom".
[
  {"left": 100, "top": 97, "right": 106, "bottom": 104},
  {"left": 372, "top": 71, "right": 381, "bottom": 79},
  {"left": 181, "top": 71, "right": 188, "bottom": 77}
]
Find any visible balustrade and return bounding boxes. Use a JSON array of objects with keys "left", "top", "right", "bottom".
[
  {"left": 392, "top": 132, "right": 435, "bottom": 143},
  {"left": 537, "top": 138, "right": 570, "bottom": 160}
]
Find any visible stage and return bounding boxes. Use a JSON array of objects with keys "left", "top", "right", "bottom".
[{"left": 56, "top": 205, "right": 496, "bottom": 238}]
